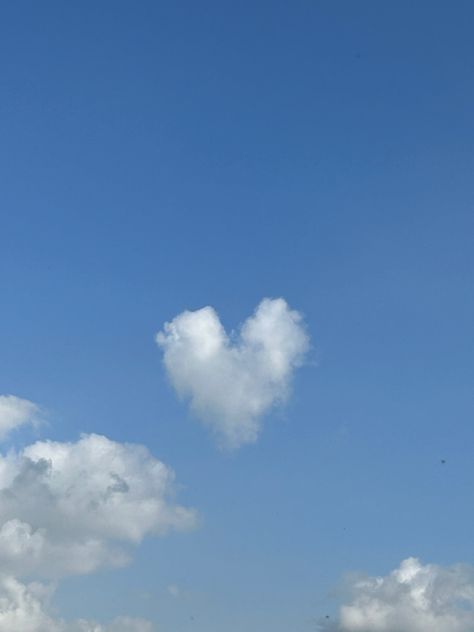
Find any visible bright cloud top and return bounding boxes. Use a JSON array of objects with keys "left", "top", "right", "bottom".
[
  {"left": 0, "top": 574, "right": 153, "bottom": 631},
  {"left": 156, "top": 297, "right": 309, "bottom": 448},
  {"left": 330, "top": 557, "right": 474, "bottom": 632},
  {"left": 0, "top": 395, "right": 41, "bottom": 441},
  {"left": 0, "top": 433, "right": 196, "bottom": 578}
]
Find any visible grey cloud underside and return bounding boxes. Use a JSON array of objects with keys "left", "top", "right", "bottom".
[
  {"left": 156, "top": 297, "right": 309, "bottom": 448},
  {"left": 0, "top": 433, "right": 196, "bottom": 578}
]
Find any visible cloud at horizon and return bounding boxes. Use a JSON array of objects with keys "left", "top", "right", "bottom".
[
  {"left": 0, "top": 574, "right": 153, "bottom": 631},
  {"left": 325, "top": 557, "right": 474, "bottom": 632}
]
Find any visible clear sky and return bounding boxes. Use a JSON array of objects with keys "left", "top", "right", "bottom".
[{"left": 1, "top": 2, "right": 473, "bottom": 631}]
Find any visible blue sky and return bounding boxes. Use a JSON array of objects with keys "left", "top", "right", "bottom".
[{"left": 1, "top": 2, "right": 473, "bottom": 630}]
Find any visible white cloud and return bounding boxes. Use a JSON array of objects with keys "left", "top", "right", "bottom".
[
  {"left": 0, "top": 394, "right": 193, "bottom": 628},
  {"left": 0, "top": 575, "right": 58, "bottom": 632},
  {"left": 167, "top": 584, "right": 180, "bottom": 598},
  {"left": 0, "top": 575, "right": 153, "bottom": 631},
  {"left": 0, "top": 433, "right": 196, "bottom": 578},
  {"left": 0, "top": 395, "right": 41, "bottom": 441},
  {"left": 156, "top": 297, "right": 309, "bottom": 448},
  {"left": 328, "top": 557, "right": 474, "bottom": 632}
]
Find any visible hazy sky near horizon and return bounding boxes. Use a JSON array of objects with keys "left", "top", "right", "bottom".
[{"left": 1, "top": 2, "right": 474, "bottom": 630}]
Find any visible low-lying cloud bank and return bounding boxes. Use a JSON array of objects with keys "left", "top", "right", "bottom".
[
  {"left": 0, "top": 574, "right": 152, "bottom": 631},
  {"left": 325, "top": 557, "right": 474, "bottom": 632},
  {"left": 156, "top": 297, "right": 309, "bottom": 448}
]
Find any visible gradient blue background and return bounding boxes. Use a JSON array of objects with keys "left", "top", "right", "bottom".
[{"left": 1, "top": 2, "right": 473, "bottom": 629}]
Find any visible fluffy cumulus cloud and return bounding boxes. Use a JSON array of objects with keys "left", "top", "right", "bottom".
[
  {"left": 0, "top": 395, "right": 41, "bottom": 441},
  {"left": 0, "top": 575, "right": 153, "bottom": 631},
  {"left": 0, "top": 433, "right": 196, "bottom": 577},
  {"left": 156, "top": 297, "right": 309, "bottom": 447},
  {"left": 327, "top": 557, "right": 474, "bottom": 632},
  {"left": 0, "top": 424, "right": 194, "bottom": 628}
]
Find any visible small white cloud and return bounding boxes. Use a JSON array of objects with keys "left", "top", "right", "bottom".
[
  {"left": 167, "top": 584, "right": 180, "bottom": 598},
  {"left": 327, "top": 557, "right": 474, "bottom": 632},
  {"left": 0, "top": 574, "right": 154, "bottom": 631},
  {"left": 0, "top": 395, "right": 41, "bottom": 441},
  {"left": 0, "top": 433, "right": 196, "bottom": 578},
  {"left": 156, "top": 298, "right": 309, "bottom": 448}
]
